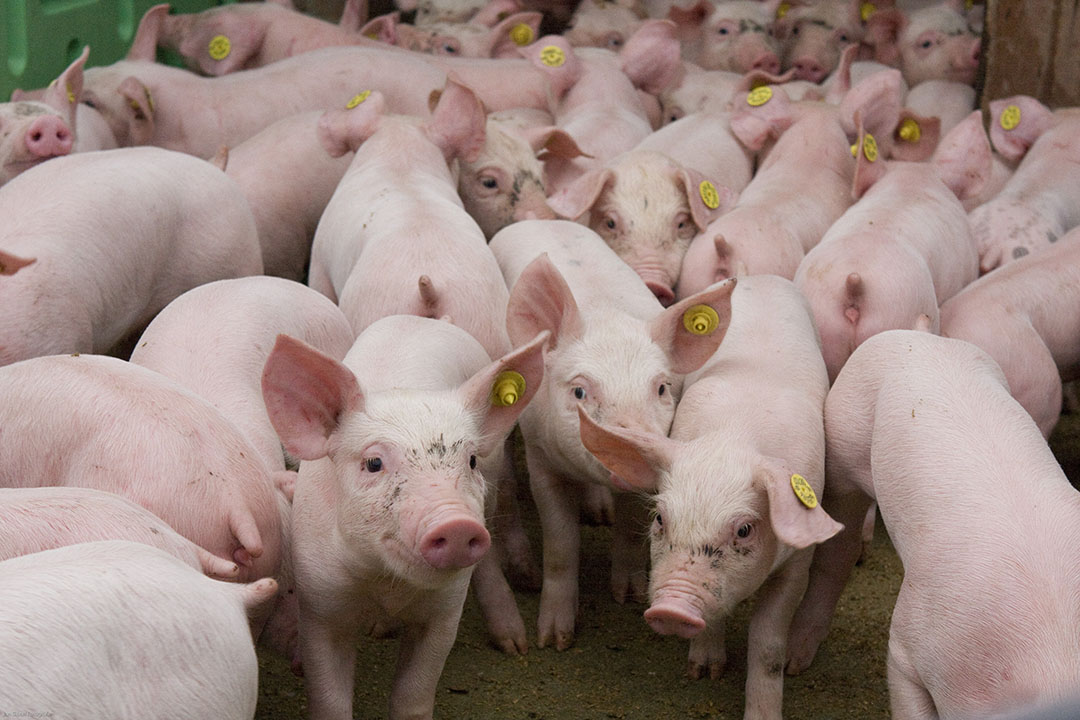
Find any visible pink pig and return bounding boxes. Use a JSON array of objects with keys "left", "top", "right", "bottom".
[
  {"left": 865, "top": 0, "right": 981, "bottom": 86},
  {"left": 786, "top": 329, "right": 1080, "bottom": 717},
  {"left": 793, "top": 110, "right": 989, "bottom": 381},
  {"left": 667, "top": 0, "right": 781, "bottom": 73},
  {"left": 0, "top": 486, "right": 238, "bottom": 578},
  {"left": 776, "top": 0, "right": 865, "bottom": 83},
  {"left": 261, "top": 320, "right": 547, "bottom": 720},
  {"left": 362, "top": 10, "right": 543, "bottom": 57},
  {"left": 0, "top": 146, "right": 261, "bottom": 367},
  {"left": 490, "top": 219, "right": 737, "bottom": 650},
  {"left": 564, "top": 0, "right": 648, "bottom": 51},
  {"left": 969, "top": 97, "right": 1080, "bottom": 273},
  {"left": 0, "top": 540, "right": 278, "bottom": 720},
  {"left": 578, "top": 275, "right": 841, "bottom": 719},
  {"left": 941, "top": 227, "right": 1080, "bottom": 438}
]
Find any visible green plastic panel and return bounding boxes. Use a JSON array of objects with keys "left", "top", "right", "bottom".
[{"left": 2, "top": 0, "right": 234, "bottom": 98}]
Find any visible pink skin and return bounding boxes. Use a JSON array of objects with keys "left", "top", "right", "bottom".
[
  {"left": 565, "top": 0, "right": 647, "bottom": 51},
  {"left": 657, "top": 67, "right": 745, "bottom": 124},
  {"left": 865, "top": 1, "right": 981, "bottom": 86},
  {"left": 0, "top": 541, "right": 278, "bottom": 720},
  {"left": 788, "top": 330, "right": 1080, "bottom": 717},
  {"left": 0, "top": 47, "right": 86, "bottom": 186},
  {"left": 368, "top": 11, "right": 544, "bottom": 58},
  {"left": 776, "top": 0, "right": 864, "bottom": 83},
  {"left": 548, "top": 148, "right": 735, "bottom": 305},
  {"left": 677, "top": 70, "right": 903, "bottom": 298},
  {"left": 668, "top": 0, "right": 781, "bottom": 73},
  {"left": 261, "top": 320, "right": 547, "bottom": 720},
  {"left": 0, "top": 487, "right": 239, "bottom": 579},
  {"left": 970, "top": 98, "right": 1080, "bottom": 273},
  {"left": 793, "top": 110, "right": 989, "bottom": 382},
  {"left": 490, "top": 219, "right": 737, "bottom": 651},
  {"left": 404, "top": 0, "right": 521, "bottom": 26},
  {"left": 308, "top": 82, "right": 512, "bottom": 362},
  {"left": 577, "top": 276, "right": 840, "bottom": 719},
  {"left": 543, "top": 21, "right": 682, "bottom": 193},
  {"left": 635, "top": 110, "right": 755, "bottom": 193},
  {"left": 0, "top": 146, "right": 261, "bottom": 367},
  {"left": 940, "top": 227, "right": 1080, "bottom": 439}
]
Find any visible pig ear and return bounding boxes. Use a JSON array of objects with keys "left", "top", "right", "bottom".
[
  {"left": 425, "top": 76, "right": 487, "bottom": 164},
  {"left": 757, "top": 457, "right": 843, "bottom": 549},
  {"left": 619, "top": 20, "right": 682, "bottom": 95},
  {"left": 822, "top": 43, "right": 859, "bottom": 104},
  {"left": 525, "top": 126, "right": 589, "bottom": 159},
  {"left": 666, "top": 0, "right": 711, "bottom": 32},
  {"left": 519, "top": 36, "right": 583, "bottom": 100},
  {"left": 851, "top": 113, "right": 889, "bottom": 200},
  {"left": 677, "top": 169, "right": 736, "bottom": 230},
  {"left": 0, "top": 250, "right": 36, "bottom": 276},
  {"left": 128, "top": 4, "right": 168, "bottom": 62},
  {"left": 988, "top": 96, "right": 1053, "bottom": 163},
  {"left": 339, "top": 0, "right": 368, "bottom": 31},
  {"left": 577, "top": 406, "right": 675, "bottom": 492},
  {"left": 170, "top": 11, "right": 269, "bottom": 76},
  {"left": 359, "top": 12, "right": 400, "bottom": 44},
  {"left": 651, "top": 277, "right": 736, "bottom": 374},
  {"left": 932, "top": 110, "right": 991, "bottom": 203},
  {"left": 839, "top": 68, "right": 903, "bottom": 145},
  {"left": 262, "top": 334, "right": 364, "bottom": 462},
  {"left": 116, "top": 76, "right": 156, "bottom": 146},
  {"left": 487, "top": 12, "right": 543, "bottom": 58},
  {"left": 41, "top": 46, "right": 88, "bottom": 127},
  {"left": 734, "top": 68, "right": 796, "bottom": 94},
  {"left": 506, "top": 253, "right": 584, "bottom": 350},
  {"left": 458, "top": 330, "right": 549, "bottom": 456},
  {"left": 316, "top": 92, "right": 386, "bottom": 157},
  {"left": 472, "top": 0, "right": 524, "bottom": 27},
  {"left": 546, "top": 168, "right": 614, "bottom": 220},
  {"left": 889, "top": 110, "right": 940, "bottom": 161},
  {"left": 863, "top": 7, "right": 906, "bottom": 67},
  {"left": 729, "top": 86, "right": 795, "bottom": 151}
]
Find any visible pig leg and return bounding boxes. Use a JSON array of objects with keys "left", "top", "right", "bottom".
[
  {"left": 887, "top": 588, "right": 938, "bottom": 720},
  {"left": 299, "top": 613, "right": 359, "bottom": 720},
  {"left": 528, "top": 445, "right": 582, "bottom": 650},
  {"left": 471, "top": 550, "right": 529, "bottom": 654},
  {"left": 744, "top": 550, "right": 813, "bottom": 720},
  {"left": 580, "top": 483, "right": 615, "bottom": 526},
  {"left": 492, "top": 442, "right": 542, "bottom": 591},
  {"left": 610, "top": 490, "right": 650, "bottom": 604},
  {"left": 390, "top": 606, "right": 467, "bottom": 720},
  {"left": 859, "top": 503, "right": 877, "bottom": 564},
  {"left": 688, "top": 620, "right": 727, "bottom": 680}
]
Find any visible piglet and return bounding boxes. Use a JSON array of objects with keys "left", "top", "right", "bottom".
[
  {"left": 565, "top": 0, "right": 647, "bottom": 51},
  {"left": 365, "top": 10, "right": 543, "bottom": 58},
  {"left": 775, "top": 0, "right": 864, "bottom": 83},
  {"left": 579, "top": 275, "right": 841, "bottom": 720},
  {"left": 969, "top": 97, "right": 1080, "bottom": 272},
  {"left": 864, "top": 0, "right": 981, "bottom": 86},
  {"left": 667, "top": 0, "right": 781, "bottom": 74},
  {"left": 0, "top": 540, "right": 277, "bottom": 720},
  {"left": 787, "top": 330, "right": 1080, "bottom": 718},
  {"left": 262, "top": 319, "right": 547, "bottom": 720},
  {"left": 491, "top": 219, "right": 737, "bottom": 650}
]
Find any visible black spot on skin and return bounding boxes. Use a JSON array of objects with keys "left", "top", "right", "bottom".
[
  {"left": 148, "top": 527, "right": 160, "bottom": 535},
  {"left": 1012, "top": 246, "right": 1030, "bottom": 259},
  {"left": 767, "top": 661, "right": 784, "bottom": 677},
  {"left": 1048, "top": 231, "right": 1058, "bottom": 243},
  {"left": 13, "top": 104, "right": 48, "bottom": 117}
]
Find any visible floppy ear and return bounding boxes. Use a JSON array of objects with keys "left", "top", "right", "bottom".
[
  {"left": 546, "top": 167, "right": 615, "bottom": 220},
  {"left": 487, "top": 12, "right": 543, "bottom": 58},
  {"left": 650, "top": 277, "right": 736, "bottom": 374},
  {"left": 505, "top": 254, "right": 584, "bottom": 351},
  {"left": 729, "top": 86, "right": 795, "bottom": 152},
  {"left": 359, "top": 12, "right": 401, "bottom": 44},
  {"left": 424, "top": 76, "right": 487, "bottom": 163},
  {"left": 756, "top": 456, "right": 843, "bottom": 549},
  {"left": 316, "top": 91, "right": 386, "bottom": 157},
  {"left": 988, "top": 96, "right": 1053, "bottom": 163},
  {"left": 677, "top": 169, "right": 736, "bottom": 231},
  {"left": 0, "top": 250, "right": 36, "bottom": 276},
  {"left": 577, "top": 406, "right": 676, "bottom": 492},
  {"left": 889, "top": 110, "right": 940, "bottom": 161},
  {"left": 619, "top": 20, "right": 682, "bottom": 95},
  {"left": 522, "top": 126, "right": 588, "bottom": 159},
  {"left": 116, "top": 76, "right": 157, "bottom": 146},
  {"left": 851, "top": 111, "right": 889, "bottom": 201},
  {"left": 932, "top": 110, "right": 991, "bottom": 204}
]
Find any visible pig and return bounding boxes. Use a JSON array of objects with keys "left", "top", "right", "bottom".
[
  {"left": 401, "top": 0, "right": 521, "bottom": 25},
  {"left": 0, "top": 540, "right": 278, "bottom": 720},
  {"left": 657, "top": 67, "right": 744, "bottom": 123},
  {"left": 547, "top": 148, "right": 736, "bottom": 305},
  {"left": 969, "top": 97, "right": 1080, "bottom": 273},
  {"left": 631, "top": 110, "right": 754, "bottom": 193},
  {"left": 0, "top": 486, "right": 238, "bottom": 578},
  {"left": 363, "top": 10, "right": 544, "bottom": 58},
  {"left": 261, "top": 320, "right": 547, "bottom": 719},
  {"left": 792, "top": 110, "right": 989, "bottom": 382},
  {"left": 667, "top": 0, "right": 782, "bottom": 74},
  {"left": 490, "top": 219, "right": 737, "bottom": 650},
  {"left": 143, "top": 1, "right": 374, "bottom": 76},
  {"left": 864, "top": 0, "right": 982, "bottom": 86},
  {"left": 940, "top": 227, "right": 1080, "bottom": 439},
  {"left": 0, "top": 47, "right": 86, "bottom": 186},
  {"left": 785, "top": 330, "right": 1080, "bottom": 718},
  {"left": 565, "top": 0, "right": 648, "bottom": 50},
  {"left": 308, "top": 81, "right": 512, "bottom": 361},
  {"left": 775, "top": 0, "right": 865, "bottom": 83},
  {"left": 677, "top": 70, "right": 904, "bottom": 298},
  {"left": 578, "top": 275, "right": 841, "bottom": 719},
  {"left": 0, "top": 146, "right": 261, "bottom": 367}
]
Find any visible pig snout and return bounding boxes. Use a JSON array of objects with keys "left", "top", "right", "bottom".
[
  {"left": 791, "top": 56, "right": 827, "bottom": 83},
  {"left": 25, "top": 115, "right": 73, "bottom": 159},
  {"left": 419, "top": 513, "right": 491, "bottom": 569},
  {"left": 644, "top": 599, "right": 706, "bottom": 639},
  {"left": 646, "top": 281, "right": 676, "bottom": 307},
  {"left": 751, "top": 51, "right": 781, "bottom": 75}
]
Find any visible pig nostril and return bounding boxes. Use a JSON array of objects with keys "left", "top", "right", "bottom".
[{"left": 30, "top": 132, "right": 42, "bottom": 142}]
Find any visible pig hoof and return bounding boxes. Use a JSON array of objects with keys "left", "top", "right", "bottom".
[
  {"left": 492, "top": 634, "right": 529, "bottom": 656},
  {"left": 555, "top": 631, "right": 575, "bottom": 651}
]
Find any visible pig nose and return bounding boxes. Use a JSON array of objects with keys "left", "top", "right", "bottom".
[
  {"left": 25, "top": 115, "right": 73, "bottom": 159},
  {"left": 644, "top": 602, "right": 706, "bottom": 638},
  {"left": 791, "top": 57, "right": 827, "bottom": 83},
  {"left": 419, "top": 516, "right": 491, "bottom": 569},
  {"left": 751, "top": 52, "right": 780, "bottom": 74},
  {"left": 646, "top": 281, "right": 676, "bottom": 307}
]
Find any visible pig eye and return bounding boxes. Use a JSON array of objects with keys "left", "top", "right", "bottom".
[
  {"left": 838, "top": 32, "right": 849, "bottom": 42},
  {"left": 657, "top": 383, "right": 667, "bottom": 397},
  {"left": 654, "top": 513, "right": 664, "bottom": 531},
  {"left": 791, "top": 24, "right": 800, "bottom": 36},
  {"left": 920, "top": 39, "right": 933, "bottom": 49},
  {"left": 606, "top": 33, "right": 624, "bottom": 49},
  {"left": 736, "top": 523, "right": 753, "bottom": 539},
  {"left": 469, "top": 455, "right": 477, "bottom": 469},
  {"left": 573, "top": 386, "right": 586, "bottom": 400},
  {"left": 83, "top": 99, "right": 98, "bottom": 110},
  {"left": 604, "top": 217, "right": 616, "bottom": 230},
  {"left": 364, "top": 457, "right": 383, "bottom": 473},
  {"left": 717, "top": 26, "right": 729, "bottom": 35},
  {"left": 480, "top": 176, "right": 498, "bottom": 189}
]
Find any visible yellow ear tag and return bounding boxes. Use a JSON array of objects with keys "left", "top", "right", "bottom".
[
  {"left": 776, "top": 2, "right": 791, "bottom": 19},
  {"left": 1000, "top": 104, "right": 1021, "bottom": 131},
  {"left": 66, "top": 83, "right": 76, "bottom": 104},
  {"left": 346, "top": 90, "right": 371, "bottom": 109},
  {"left": 208, "top": 35, "right": 232, "bottom": 60},
  {"left": 510, "top": 23, "right": 535, "bottom": 46},
  {"left": 747, "top": 86, "right": 772, "bottom": 107},
  {"left": 699, "top": 180, "right": 721, "bottom": 210},
  {"left": 366, "top": 31, "right": 379, "bottom": 39},
  {"left": 790, "top": 474, "right": 818, "bottom": 508},
  {"left": 862, "top": 133, "right": 878, "bottom": 162},
  {"left": 860, "top": 2, "right": 877, "bottom": 22},
  {"left": 682, "top": 304, "right": 720, "bottom": 335},
  {"left": 540, "top": 45, "right": 566, "bottom": 67},
  {"left": 898, "top": 118, "right": 921, "bottom": 143},
  {"left": 144, "top": 88, "right": 155, "bottom": 113},
  {"left": 491, "top": 370, "right": 526, "bottom": 407}
]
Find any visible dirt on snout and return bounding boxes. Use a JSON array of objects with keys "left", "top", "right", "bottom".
[{"left": 254, "top": 411, "right": 1080, "bottom": 720}]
